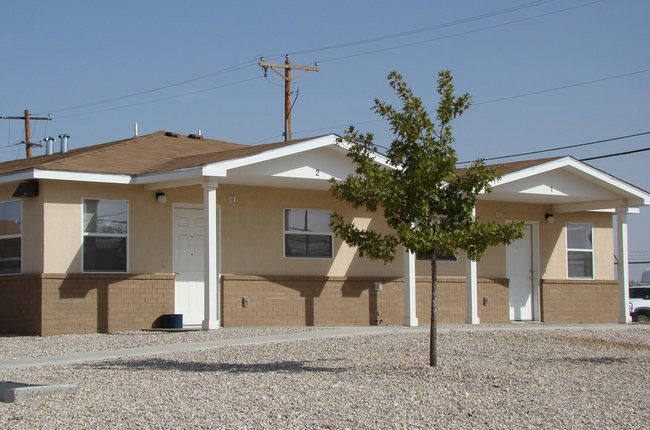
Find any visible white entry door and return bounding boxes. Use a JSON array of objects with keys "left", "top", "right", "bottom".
[
  {"left": 506, "top": 224, "right": 534, "bottom": 321},
  {"left": 173, "top": 206, "right": 205, "bottom": 325}
]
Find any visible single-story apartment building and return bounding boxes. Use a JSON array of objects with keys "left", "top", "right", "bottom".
[{"left": 0, "top": 131, "right": 648, "bottom": 335}]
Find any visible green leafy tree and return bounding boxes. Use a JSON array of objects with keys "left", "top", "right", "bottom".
[{"left": 330, "top": 70, "right": 524, "bottom": 367}]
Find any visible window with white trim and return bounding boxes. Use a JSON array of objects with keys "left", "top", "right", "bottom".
[
  {"left": 0, "top": 200, "right": 22, "bottom": 274},
  {"left": 284, "top": 209, "right": 333, "bottom": 258},
  {"left": 83, "top": 199, "right": 128, "bottom": 272},
  {"left": 567, "top": 222, "right": 593, "bottom": 278}
]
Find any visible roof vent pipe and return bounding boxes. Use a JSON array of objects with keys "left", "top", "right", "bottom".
[
  {"left": 58, "top": 134, "right": 70, "bottom": 153},
  {"left": 197, "top": 129, "right": 202, "bottom": 136},
  {"left": 44, "top": 136, "right": 55, "bottom": 155},
  {"left": 134, "top": 122, "right": 139, "bottom": 137}
]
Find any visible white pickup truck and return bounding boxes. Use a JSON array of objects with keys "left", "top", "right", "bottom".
[{"left": 629, "top": 286, "right": 650, "bottom": 323}]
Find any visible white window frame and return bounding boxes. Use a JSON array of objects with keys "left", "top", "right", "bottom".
[
  {"left": 81, "top": 198, "right": 129, "bottom": 273},
  {"left": 283, "top": 208, "right": 334, "bottom": 259},
  {"left": 566, "top": 222, "right": 594, "bottom": 279},
  {"left": 0, "top": 199, "right": 22, "bottom": 275}
]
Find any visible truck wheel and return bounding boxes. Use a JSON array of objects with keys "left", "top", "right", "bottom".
[{"left": 635, "top": 314, "right": 650, "bottom": 324}]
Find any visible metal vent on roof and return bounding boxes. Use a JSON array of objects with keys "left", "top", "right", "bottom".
[
  {"left": 187, "top": 134, "right": 204, "bottom": 140},
  {"left": 164, "top": 131, "right": 180, "bottom": 138}
]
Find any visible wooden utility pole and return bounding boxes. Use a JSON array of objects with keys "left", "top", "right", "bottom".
[
  {"left": 259, "top": 55, "right": 319, "bottom": 141},
  {"left": 0, "top": 109, "right": 52, "bottom": 157}
]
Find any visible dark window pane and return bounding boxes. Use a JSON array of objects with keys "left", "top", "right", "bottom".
[
  {"left": 285, "top": 234, "right": 307, "bottom": 257},
  {"left": 629, "top": 288, "right": 650, "bottom": 299},
  {"left": 416, "top": 251, "right": 457, "bottom": 262},
  {"left": 0, "top": 200, "right": 21, "bottom": 236},
  {"left": 567, "top": 223, "right": 592, "bottom": 250},
  {"left": 306, "top": 235, "right": 332, "bottom": 258},
  {"left": 0, "top": 237, "right": 21, "bottom": 274},
  {"left": 568, "top": 251, "right": 593, "bottom": 278},
  {"left": 285, "top": 234, "right": 332, "bottom": 258},
  {"left": 83, "top": 237, "right": 127, "bottom": 272}
]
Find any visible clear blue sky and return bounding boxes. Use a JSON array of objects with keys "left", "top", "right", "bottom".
[{"left": 2, "top": 0, "right": 649, "bottom": 280}]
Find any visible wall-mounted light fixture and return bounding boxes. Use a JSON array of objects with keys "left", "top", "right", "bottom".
[
  {"left": 545, "top": 213, "right": 555, "bottom": 224},
  {"left": 156, "top": 192, "right": 167, "bottom": 204},
  {"left": 229, "top": 195, "right": 236, "bottom": 204}
]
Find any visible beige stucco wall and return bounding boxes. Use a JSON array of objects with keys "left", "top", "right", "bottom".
[
  {"left": 474, "top": 200, "right": 614, "bottom": 280},
  {"left": 41, "top": 181, "right": 203, "bottom": 273},
  {"left": 3, "top": 179, "right": 615, "bottom": 280}
]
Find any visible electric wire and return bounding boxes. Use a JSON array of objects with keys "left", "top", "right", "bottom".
[
  {"left": 260, "top": 67, "right": 650, "bottom": 145},
  {"left": 55, "top": 76, "right": 263, "bottom": 119},
  {"left": 456, "top": 132, "right": 650, "bottom": 164},
  {"left": 34, "top": 60, "right": 258, "bottom": 115},
  {"left": 318, "top": 1, "right": 603, "bottom": 64},
  {"left": 30, "top": 1, "right": 596, "bottom": 119},
  {"left": 474, "top": 68, "right": 650, "bottom": 105},
  {"left": 279, "top": 0, "right": 559, "bottom": 57},
  {"left": 579, "top": 147, "right": 650, "bottom": 161}
]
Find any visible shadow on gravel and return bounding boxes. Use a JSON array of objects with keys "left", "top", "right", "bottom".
[
  {"left": 84, "top": 358, "right": 349, "bottom": 374},
  {"left": 546, "top": 356, "right": 630, "bottom": 365}
]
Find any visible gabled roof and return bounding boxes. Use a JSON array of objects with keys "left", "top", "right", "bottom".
[
  {"left": 0, "top": 131, "right": 249, "bottom": 175},
  {"left": 455, "top": 157, "right": 562, "bottom": 177},
  {"left": 0, "top": 131, "right": 331, "bottom": 176},
  {"left": 477, "top": 156, "right": 650, "bottom": 208}
]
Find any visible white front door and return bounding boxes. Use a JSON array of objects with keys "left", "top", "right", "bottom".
[
  {"left": 506, "top": 224, "right": 534, "bottom": 321},
  {"left": 173, "top": 206, "right": 205, "bottom": 325}
]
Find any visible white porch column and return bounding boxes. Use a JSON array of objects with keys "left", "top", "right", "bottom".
[
  {"left": 403, "top": 248, "right": 418, "bottom": 326},
  {"left": 465, "top": 206, "right": 479, "bottom": 324},
  {"left": 616, "top": 207, "right": 631, "bottom": 324},
  {"left": 202, "top": 181, "right": 220, "bottom": 330},
  {"left": 465, "top": 257, "right": 479, "bottom": 324}
]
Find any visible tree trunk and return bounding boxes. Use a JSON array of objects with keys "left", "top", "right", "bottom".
[{"left": 429, "top": 255, "right": 438, "bottom": 367}]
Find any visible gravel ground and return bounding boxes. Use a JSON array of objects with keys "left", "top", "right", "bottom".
[
  {"left": 0, "top": 327, "right": 320, "bottom": 361},
  {"left": 0, "top": 325, "right": 648, "bottom": 429}
]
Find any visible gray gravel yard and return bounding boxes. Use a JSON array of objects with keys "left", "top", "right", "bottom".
[
  {"left": 0, "top": 325, "right": 648, "bottom": 429},
  {"left": 0, "top": 327, "right": 320, "bottom": 361}
]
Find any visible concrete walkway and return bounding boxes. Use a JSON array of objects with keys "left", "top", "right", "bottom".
[{"left": 0, "top": 323, "right": 639, "bottom": 370}]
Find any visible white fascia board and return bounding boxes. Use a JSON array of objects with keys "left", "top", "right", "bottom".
[
  {"left": 202, "top": 134, "right": 341, "bottom": 177},
  {"left": 334, "top": 138, "right": 393, "bottom": 169},
  {"left": 0, "top": 168, "right": 131, "bottom": 184},
  {"left": 493, "top": 156, "right": 650, "bottom": 206}
]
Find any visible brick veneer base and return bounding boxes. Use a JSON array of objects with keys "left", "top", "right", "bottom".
[
  {"left": 0, "top": 273, "right": 175, "bottom": 336},
  {"left": 540, "top": 279, "right": 618, "bottom": 323},
  {"left": 221, "top": 275, "right": 510, "bottom": 326}
]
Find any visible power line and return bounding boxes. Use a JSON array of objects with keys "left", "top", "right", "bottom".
[
  {"left": 319, "top": 1, "right": 603, "bottom": 64},
  {"left": 456, "top": 132, "right": 650, "bottom": 164},
  {"left": 475, "top": 68, "right": 650, "bottom": 105},
  {"left": 254, "top": 64, "right": 650, "bottom": 144},
  {"left": 280, "top": 0, "right": 559, "bottom": 57},
  {"left": 55, "top": 76, "right": 263, "bottom": 119},
  {"left": 580, "top": 147, "right": 650, "bottom": 161},
  {"left": 35, "top": 60, "right": 258, "bottom": 115}
]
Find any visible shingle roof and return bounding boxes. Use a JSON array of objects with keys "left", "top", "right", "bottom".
[
  {"left": 0, "top": 130, "right": 564, "bottom": 180},
  {"left": 0, "top": 131, "right": 327, "bottom": 176},
  {"left": 455, "top": 156, "right": 563, "bottom": 177}
]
